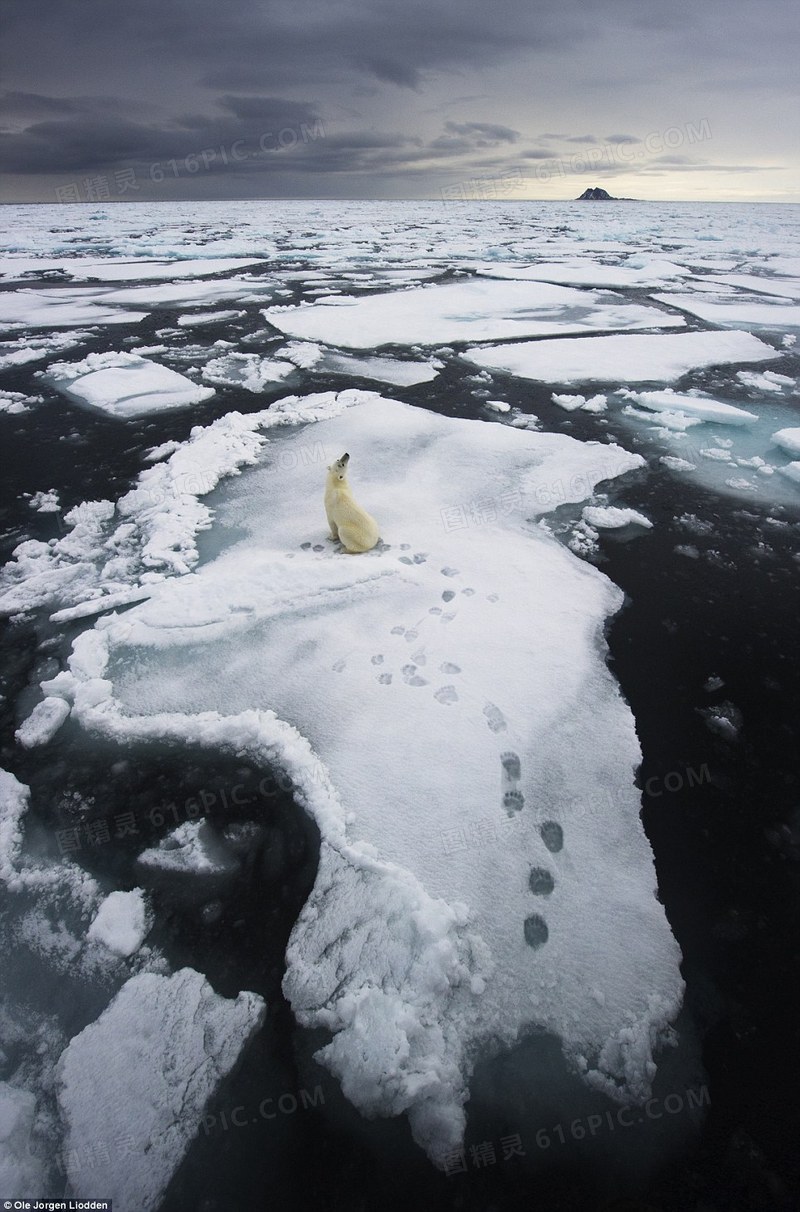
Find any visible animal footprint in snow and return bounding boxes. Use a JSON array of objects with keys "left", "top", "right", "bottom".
[
  {"left": 503, "top": 790, "right": 524, "bottom": 815},
  {"left": 461, "top": 587, "right": 475, "bottom": 597},
  {"left": 434, "top": 685, "right": 458, "bottom": 705},
  {"left": 441, "top": 590, "right": 456, "bottom": 602},
  {"left": 484, "top": 702, "right": 507, "bottom": 733},
  {"left": 377, "top": 673, "right": 392, "bottom": 685},
  {"left": 528, "top": 867, "right": 554, "bottom": 895},
  {"left": 441, "top": 567, "right": 460, "bottom": 577},
  {"left": 402, "top": 664, "right": 428, "bottom": 687},
  {"left": 371, "top": 654, "right": 384, "bottom": 665},
  {"left": 440, "top": 662, "right": 461, "bottom": 675},
  {"left": 500, "top": 749, "right": 523, "bottom": 813},
  {"left": 332, "top": 658, "right": 346, "bottom": 673},
  {"left": 411, "top": 648, "right": 427, "bottom": 666},
  {"left": 523, "top": 914, "right": 549, "bottom": 949},
  {"left": 539, "top": 821, "right": 564, "bottom": 853},
  {"left": 390, "top": 626, "right": 405, "bottom": 636}
]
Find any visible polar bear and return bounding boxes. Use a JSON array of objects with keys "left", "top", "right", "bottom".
[{"left": 324, "top": 452, "right": 380, "bottom": 553}]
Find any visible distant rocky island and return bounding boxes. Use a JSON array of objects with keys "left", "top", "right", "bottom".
[{"left": 576, "top": 186, "right": 635, "bottom": 200}]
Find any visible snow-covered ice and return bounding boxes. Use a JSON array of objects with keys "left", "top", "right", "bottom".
[
  {"left": 87, "top": 889, "right": 153, "bottom": 957},
  {"left": 56, "top": 969, "right": 265, "bottom": 1212},
  {"left": 277, "top": 341, "right": 441, "bottom": 386},
  {"left": 0, "top": 1082, "right": 49, "bottom": 1197},
  {"left": 264, "top": 278, "right": 685, "bottom": 349},
  {"left": 652, "top": 291, "right": 800, "bottom": 329},
  {"left": 47, "top": 394, "right": 684, "bottom": 1161},
  {"left": 201, "top": 352, "right": 296, "bottom": 392},
  {"left": 0, "top": 290, "right": 147, "bottom": 331},
  {"left": 621, "top": 389, "right": 758, "bottom": 427},
  {"left": 771, "top": 428, "right": 800, "bottom": 457},
  {"left": 15, "top": 696, "right": 71, "bottom": 748},
  {"left": 582, "top": 506, "right": 653, "bottom": 530},
  {"left": 42, "top": 352, "right": 215, "bottom": 419},
  {"left": 464, "top": 330, "right": 779, "bottom": 384}
]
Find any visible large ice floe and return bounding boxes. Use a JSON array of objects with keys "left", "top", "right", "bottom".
[
  {"left": 464, "top": 329, "right": 779, "bottom": 384},
  {"left": 263, "top": 277, "right": 685, "bottom": 349},
  {"left": 39, "top": 391, "right": 684, "bottom": 1163},
  {"left": 57, "top": 969, "right": 265, "bottom": 1211}
]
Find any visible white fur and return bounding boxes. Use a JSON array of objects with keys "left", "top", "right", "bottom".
[{"left": 324, "top": 453, "right": 380, "bottom": 553}]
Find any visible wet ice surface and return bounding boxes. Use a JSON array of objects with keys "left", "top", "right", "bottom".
[{"left": 1, "top": 199, "right": 799, "bottom": 1209}]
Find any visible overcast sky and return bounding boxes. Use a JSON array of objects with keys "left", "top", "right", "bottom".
[{"left": 1, "top": 0, "right": 797, "bottom": 204}]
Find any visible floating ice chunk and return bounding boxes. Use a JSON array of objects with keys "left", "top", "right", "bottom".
[
  {"left": 276, "top": 341, "right": 439, "bottom": 385},
  {"left": 464, "top": 330, "right": 778, "bottom": 384},
  {"left": 177, "top": 309, "right": 246, "bottom": 327},
  {"left": 660, "top": 456, "right": 697, "bottom": 472},
  {"left": 15, "top": 697, "right": 71, "bottom": 748},
  {"left": 0, "top": 290, "right": 147, "bottom": 331},
  {"left": 771, "top": 428, "right": 800, "bottom": 457},
  {"left": 87, "top": 889, "right": 153, "bottom": 957},
  {"left": 552, "top": 393, "right": 586, "bottom": 412},
  {"left": 0, "top": 1082, "right": 48, "bottom": 1196},
  {"left": 778, "top": 461, "right": 800, "bottom": 485},
  {"left": 137, "top": 821, "right": 239, "bottom": 876},
  {"left": 622, "top": 389, "right": 758, "bottom": 427},
  {"left": 0, "top": 331, "right": 94, "bottom": 370},
  {"left": 264, "top": 278, "right": 684, "bottom": 349},
  {"left": 737, "top": 370, "right": 795, "bottom": 393},
  {"left": 699, "top": 701, "right": 742, "bottom": 741},
  {"left": 0, "top": 392, "right": 34, "bottom": 415},
  {"left": 275, "top": 340, "right": 324, "bottom": 368},
  {"left": 202, "top": 352, "right": 296, "bottom": 392},
  {"left": 477, "top": 260, "right": 688, "bottom": 288},
  {"left": 42, "top": 352, "right": 215, "bottom": 419},
  {"left": 484, "top": 399, "right": 510, "bottom": 413},
  {"left": 652, "top": 292, "right": 800, "bottom": 328},
  {"left": 28, "top": 489, "right": 60, "bottom": 512},
  {"left": 582, "top": 506, "right": 653, "bottom": 530},
  {"left": 56, "top": 969, "right": 265, "bottom": 1212}
]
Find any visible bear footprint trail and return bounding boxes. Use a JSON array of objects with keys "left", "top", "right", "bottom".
[
  {"left": 497, "top": 750, "right": 561, "bottom": 951},
  {"left": 501, "top": 750, "right": 524, "bottom": 814}
]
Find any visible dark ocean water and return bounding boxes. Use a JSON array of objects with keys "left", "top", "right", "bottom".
[{"left": 1, "top": 257, "right": 799, "bottom": 1212}]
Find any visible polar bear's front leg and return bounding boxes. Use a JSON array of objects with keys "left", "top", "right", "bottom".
[{"left": 325, "top": 506, "right": 339, "bottom": 541}]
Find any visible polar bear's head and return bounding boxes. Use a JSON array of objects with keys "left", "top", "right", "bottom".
[{"left": 328, "top": 452, "right": 350, "bottom": 480}]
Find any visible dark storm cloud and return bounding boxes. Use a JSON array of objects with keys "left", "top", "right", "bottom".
[{"left": 0, "top": 0, "right": 796, "bottom": 199}]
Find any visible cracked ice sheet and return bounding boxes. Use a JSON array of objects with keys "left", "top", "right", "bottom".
[
  {"left": 263, "top": 277, "right": 685, "bottom": 349},
  {"left": 56, "top": 396, "right": 683, "bottom": 1162}
]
